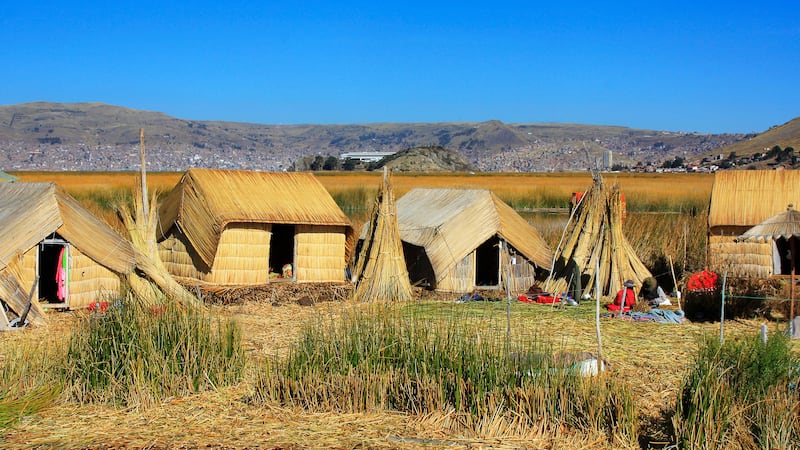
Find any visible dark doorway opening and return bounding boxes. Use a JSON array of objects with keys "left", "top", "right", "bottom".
[
  {"left": 475, "top": 237, "right": 500, "bottom": 287},
  {"left": 269, "top": 225, "right": 295, "bottom": 279},
  {"left": 776, "top": 238, "right": 793, "bottom": 276},
  {"left": 38, "top": 239, "right": 68, "bottom": 304},
  {"left": 403, "top": 242, "right": 435, "bottom": 289}
]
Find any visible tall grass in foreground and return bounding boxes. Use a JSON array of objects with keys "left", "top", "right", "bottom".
[
  {"left": 674, "top": 333, "right": 800, "bottom": 449},
  {"left": 0, "top": 344, "right": 61, "bottom": 430},
  {"left": 63, "top": 294, "right": 245, "bottom": 407},
  {"left": 252, "top": 305, "right": 637, "bottom": 445}
]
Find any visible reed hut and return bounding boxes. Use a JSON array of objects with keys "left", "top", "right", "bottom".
[
  {"left": 157, "top": 169, "right": 354, "bottom": 285},
  {"left": 0, "top": 182, "right": 136, "bottom": 319},
  {"left": 394, "top": 188, "right": 552, "bottom": 294},
  {"left": 709, "top": 170, "right": 800, "bottom": 278}
]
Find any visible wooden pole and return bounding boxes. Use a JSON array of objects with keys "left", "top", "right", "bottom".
[
  {"left": 790, "top": 236, "right": 796, "bottom": 337},
  {"left": 139, "top": 128, "right": 149, "bottom": 219},
  {"left": 594, "top": 256, "right": 604, "bottom": 371},
  {"left": 720, "top": 271, "right": 727, "bottom": 344},
  {"left": 505, "top": 241, "right": 512, "bottom": 351}
]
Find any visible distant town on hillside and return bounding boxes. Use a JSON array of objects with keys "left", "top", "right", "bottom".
[{"left": 1, "top": 102, "right": 797, "bottom": 173}]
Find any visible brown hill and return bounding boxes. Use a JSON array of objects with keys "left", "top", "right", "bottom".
[
  {"left": 0, "top": 101, "right": 750, "bottom": 172},
  {"left": 711, "top": 117, "right": 800, "bottom": 158}
]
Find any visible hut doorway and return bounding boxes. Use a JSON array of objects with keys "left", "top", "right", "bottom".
[
  {"left": 775, "top": 238, "right": 793, "bottom": 275},
  {"left": 403, "top": 242, "right": 435, "bottom": 289},
  {"left": 475, "top": 237, "right": 500, "bottom": 287},
  {"left": 38, "top": 237, "right": 69, "bottom": 307},
  {"left": 269, "top": 224, "right": 296, "bottom": 280}
]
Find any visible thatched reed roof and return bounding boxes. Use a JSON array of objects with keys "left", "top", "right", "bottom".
[
  {"left": 395, "top": 188, "right": 552, "bottom": 280},
  {"left": 0, "top": 182, "right": 136, "bottom": 274},
  {"left": 158, "top": 169, "right": 353, "bottom": 268},
  {"left": 710, "top": 170, "right": 800, "bottom": 228},
  {"left": 739, "top": 205, "right": 800, "bottom": 241}
]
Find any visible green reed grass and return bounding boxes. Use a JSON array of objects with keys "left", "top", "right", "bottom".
[
  {"left": 330, "top": 186, "right": 377, "bottom": 222},
  {"left": 674, "top": 333, "right": 800, "bottom": 449},
  {"left": 252, "top": 304, "right": 637, "bottom": 444},
  {"left": 63, "top": 294, "right": 245, "bottom": 407}
]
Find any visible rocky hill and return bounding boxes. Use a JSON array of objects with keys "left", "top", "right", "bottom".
[
  {"left": 0, "top": 102, "right": 753, "bottom": 172},
  {"left": 375, "top": 146, "right": 476, "bottom": 172}
]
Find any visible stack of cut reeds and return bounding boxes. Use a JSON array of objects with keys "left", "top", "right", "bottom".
[
  {"left": 351, "top": 169, "right": 412, "bottom": 303},
  {"left": 545, "top": 175, "right": 651, "bottom": 298},
  {"left": 118, "top": 172, "right": 202, "bottom": 308}
]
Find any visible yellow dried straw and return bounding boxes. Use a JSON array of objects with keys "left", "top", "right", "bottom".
[
  {"left": 545, "top": 175, "right": 652, "bottom": 298},
  {"left": 117, "top": 133, "right": 202, "bottom": 308},
  {"left": 352, "top": 169, "right": 413, "bottom": 303}
]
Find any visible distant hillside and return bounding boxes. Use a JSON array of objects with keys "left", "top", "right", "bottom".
[
  {"left": 0, "top": 101, "right": 749, "bottom": 172},
  {"left": 375, "top": 146, "right": 476, "bottom": 172},
  {"left": 710, "top": 117, "right": 800, "bottom": 158}
]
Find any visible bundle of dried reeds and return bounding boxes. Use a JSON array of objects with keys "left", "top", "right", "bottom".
[
  {"left": 545, "top": 175, "right": 652, "bottom": 298},
  {"left": 117, "top": 153, "right": 202, "bottom": 309},
  {"left": 351, "top": 169, "right": 412, "bottom": 303}
]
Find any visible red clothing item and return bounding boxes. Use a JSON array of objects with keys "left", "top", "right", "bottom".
[{"left": 607, "top": 288, "right": 635, "bottom": 312}]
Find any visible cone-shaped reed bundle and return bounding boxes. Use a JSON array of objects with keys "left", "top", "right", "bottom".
[
  {"left": 352, "top": 169, "right": 413, "bottom": 303},
  {"left": 117, "top": 170, "right": 203, "bottom": 309},
  {"left": 545, "top": 174, "right": 651, "bottom": 297}
]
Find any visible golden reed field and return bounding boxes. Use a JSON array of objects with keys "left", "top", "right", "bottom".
[{"left": 14, "top": 170, "right": 714, "bottom": 210}]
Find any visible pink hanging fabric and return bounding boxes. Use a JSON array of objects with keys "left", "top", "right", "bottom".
[{"left": 56, "top": 246, "right": 67, "bottom": 302}]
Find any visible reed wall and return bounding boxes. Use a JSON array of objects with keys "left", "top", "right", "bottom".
[
  {"left": 158, "top": 230, "right": 208, "bottom": 281},
  {"left": 67, "top": 247, "right": 121, "bottom": 308},
  {"left": 295, "top": 225, "right": 347, "bottom": 283},
  {"left": 708, "top": 235, "right": 773, "bottom": 278},
  {"left": 159, "top": 224, "right": 272, "bottom": 285},
  {"left": 437, "top": 252, "right": 475, "bottom": 293},
  {"left": 503, "top": 250, "right": 538, "bottom": 293},
  {"left": 209, "top": 223, "right": 271, "bottom": 284}
]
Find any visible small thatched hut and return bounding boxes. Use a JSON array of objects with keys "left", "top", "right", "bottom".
[
  {"left": 395, "top": 188, "right": 552, "bottom": 293},
  {"left": 157, "top": 169, "right": 354, "bottom": 285},
  {"left": 0, "top": 182, "right": 136, "bottom": 317},
  {"left": 709, "top": 170, "right": 800, "bottom": 278}
]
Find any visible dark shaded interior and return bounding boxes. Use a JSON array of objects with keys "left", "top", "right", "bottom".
[
  {"left": 475, "top": 236, "right": 500, "bottom": 287},
  {"left": 38, "top": 241, "right": 66, "bottom": 304},
  {"left": 269, "top": 224, "right": 296, "bottom": 277},
  {"left": 403, "top": 242, "right": 435, "bottom": 289},
  {"left": 776, "top": 237, "right": 794, "bottom": 275}
]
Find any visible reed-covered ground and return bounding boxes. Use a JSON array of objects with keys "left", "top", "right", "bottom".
[{"left": 1, "top": 297, "right": 788, "bottom": 448}]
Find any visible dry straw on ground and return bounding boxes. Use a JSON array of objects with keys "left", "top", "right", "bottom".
[{"left": 2, "top": 294, "right": 779, "bottom": 449}]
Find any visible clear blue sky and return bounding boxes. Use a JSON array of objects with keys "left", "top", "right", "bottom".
[{"left": 2, "top": 1, "right": 798, "bottom": 133}]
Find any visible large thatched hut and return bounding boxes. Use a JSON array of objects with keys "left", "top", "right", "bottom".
[
  {"left": 709, "top": 170, "right": 800, "bottom": 278},
  {"left": 395, "top": 188, "right": 552, "bottom": 293},
  {"left": 0, "top": 182, "right": 136, "bottom": 317},
  {"left": 157, "top": 169, "right": 354, "bottom": 285}
]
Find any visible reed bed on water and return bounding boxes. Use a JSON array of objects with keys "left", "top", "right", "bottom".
[
  {"left": 62, "top": 293, "right": 245, "bottom": 407},
  {"left": 674, "top": 333, "right": 800, "bottom": 449},
  {"left": 251, "top": 303, "right": 638, "bottom": 445}
]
